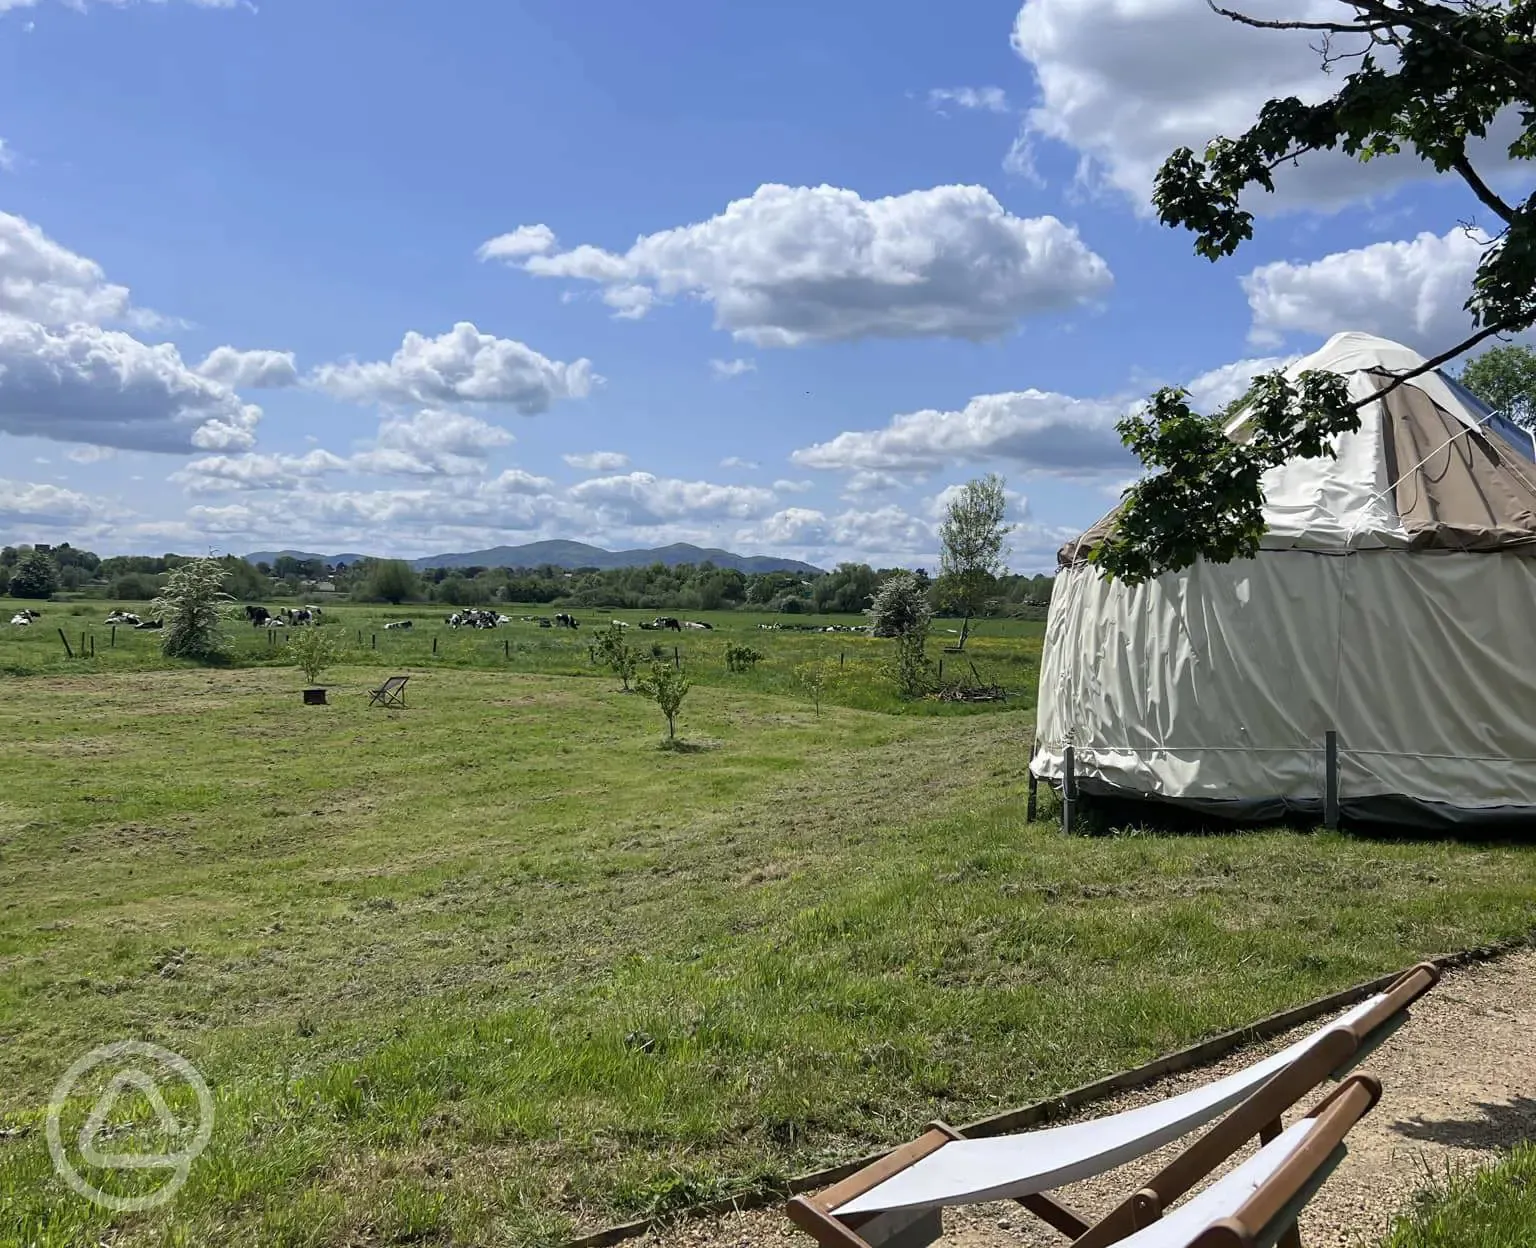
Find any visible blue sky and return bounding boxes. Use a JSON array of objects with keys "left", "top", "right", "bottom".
[{"left": 0, "top": 0, "right": 1518, "bottom": 570}]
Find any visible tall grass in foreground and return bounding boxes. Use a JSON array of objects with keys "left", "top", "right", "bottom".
[{"left": 1381, "top": 1146, "right": 1536, "bottom": 1247}]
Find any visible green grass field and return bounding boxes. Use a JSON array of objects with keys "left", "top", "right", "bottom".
[
  {"left": 0, "top": 600, "right": 1041, "bottom": 717},
  {"left": 1, "top": 604, "right": 1534, "bottom": 1246},
  {"left": 1380, "top": 1145, "right": 1536, "bottom": 1247}
]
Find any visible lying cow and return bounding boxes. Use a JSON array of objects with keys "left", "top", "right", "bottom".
[
  {"left": 384, "top": 620, "right": 413, "bottom": 630},
  {"left": 106, "top": 611, "right": 141, "bottom": 626},
  {"left": 652, "top": 617, "right": 682, "bottom": 632},
  {"left": 135, "top": 619, "right": 164, "bottom": 630},
  {"left": 10, "top": 613, "right": 32, "bottom": 626},
  {"left": 682, "top": 620, "right": 713, "bottom": 630}
]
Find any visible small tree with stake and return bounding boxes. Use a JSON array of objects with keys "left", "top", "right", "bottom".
[
  {"left": 936, "top": 473, "right": 1012, "bottom": 650},
  {"left": 287, "top": 625, "right": 344, "bottom": 689},
  {"left": 591, "top": 624, "right": 640, "bottom": 691},
  {"left": 866, "top": 571, "right": 935, "bottom": 698},
  {"left": 637, "top": 659, "right": 691, "bottom": 743},
  {"left": 151, "top": 556, "right": 236, "bottom": 663}
]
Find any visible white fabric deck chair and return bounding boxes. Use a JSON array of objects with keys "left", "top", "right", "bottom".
[
  {"left": 1099, "top": 1074, "right": 1380, "bottom": 1248},
  {"left": 786, "top": 963, "right": 1435, "bottom": 1248}
]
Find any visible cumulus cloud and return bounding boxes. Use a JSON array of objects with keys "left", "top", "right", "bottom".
[
  {"left": 195, "top": 345, "right": 299, "bottom": 389},
  {"left": 310, "top": 321, "right": 598, "bottom": 414},
  {"left": 1009, "top": 0, "right": 1524, "bottom": 214},
  {"left": 0, "top": 317, "right": 260, "bottom": 452},
  {"left": 792, "top": 388, "right": 1133, "bottom": 477},
  {"left": 841, "top": 469, "right": 906, "bottom": 495},
  {"left": 773, "top": 478, "right": 813, "bottom": 493},
  {"left": 928, "top": 86, "right": 1010, "bottom": 114},
  {"left": 568, "top": 471, "right": 776, "bottom": 525},
  {"left": 0, "top": 477, "right": 112, "bottom": 525},
  {"left": 170, "top": 449, "right": 348, "bottom": 493},
  {"left": 352, "top": 409, "right": 516, "bottom": 477},
  {"left": 1184, "top": 353, "right": 1301, "bottom": 413},
  {"left": 1243, "top": 229, "right": 1493, "bottom": 353},
  {"left": 0, "top": 211, "right": 134, "bottom": 325},
  {"left": 480, "top": 183, "right": 1111, "bottom": 346},
  {"left": 742, "top": 504, "right": 934, "bottom": 557},
  {"left": 710, "top": 358, "right": 756, "bottom": 379},
  {"left": 563, "top": 450, "right": 630, "bottom": 472},
  {"left": 65, "top": 444, "right": 118, "bottom": 464},
  {"left": 720, "top": 455, "right": 760, "bottom": 470}
]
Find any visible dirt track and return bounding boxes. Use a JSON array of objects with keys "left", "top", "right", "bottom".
[{"left": 643, "top": 948, "right": 1536, "bottom": 1248}]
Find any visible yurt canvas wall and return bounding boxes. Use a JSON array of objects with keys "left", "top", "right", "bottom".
[{"left": 1031, "top": 332, "right": 1536, "bottom": 827}]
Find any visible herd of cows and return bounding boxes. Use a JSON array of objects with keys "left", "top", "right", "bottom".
[{"left": 9, "top": 609, "right": 165, "bottom": 630}]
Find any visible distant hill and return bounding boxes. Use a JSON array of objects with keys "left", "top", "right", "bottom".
[
  {"left": 414, "top": 541, "right": 822, "bottom": 575},
  {"left": 244, "top": 550, "right": 373, "bottom": 566},
  {"left": 244, "top": 542, "right": 822, "bottom": 575}
]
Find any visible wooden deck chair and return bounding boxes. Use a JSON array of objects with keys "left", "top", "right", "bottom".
[
  {"left": 786, "top": 963, "right": 1436, "bottom": 1248},
  {"left": 368, "top": 675, "right": 409, "bottom": 708},
  {"left": 1089, "top": 1073, "right": 1381, "bottom": 1248}
]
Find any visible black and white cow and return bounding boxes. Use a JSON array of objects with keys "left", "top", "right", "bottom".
[
  {"left": 245, "top": 605, "right": 271, "bottom": 627},
  {"left": 384, "top": 620, "right": 413, "bottom": 630},
  {"left": 554, "top": 612, "right": 580, "bottom": 629}
]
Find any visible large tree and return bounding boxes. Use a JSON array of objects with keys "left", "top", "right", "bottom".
[
  {"left": 360, "top": 559, "right": 419, "bottom": 605},
  {"left": 1459, "top": 343, "right": 1536, "bottom": 429},
  {"left": 936, "top": 474, "right": 1013, "bottom": 651},
  {"left": 1095, "top": 0, "right": 1536, "bottom": 586},
  {"left": 7, "top": 550, "right": 60, "bottom": 599}
]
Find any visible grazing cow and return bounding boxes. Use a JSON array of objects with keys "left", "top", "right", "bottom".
[
  {"left": 282, "top": 608, "right": 314, "bottom": 626},
  {"left": 384, "top": 620, "right": 413, "bottom": 630},
  {"left": 135, "top": 619, "right": 164, "bottom": 630},
  {"left": 554, "top": 612, "right": 579, "bottom": 629},
  {"left": 303, "top": 605, "right": 324, "bottom": 618},
  {"left": 245, "top": 605, "right": 271, "bottom": 626},
  {"left": 652, "top": 617, "right": 682, "bottom": 632}
]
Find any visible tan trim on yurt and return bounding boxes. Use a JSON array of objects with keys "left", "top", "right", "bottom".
[{"left": 1372, "top": 373, "right": 1536, "bottom": 554}]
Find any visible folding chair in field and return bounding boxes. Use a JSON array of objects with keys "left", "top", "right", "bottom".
[
  {"left": 786, "top": 962, "right": 1436, "bottom": 1248},
  {"left": 368, "top": 674, "right": 409, "bottom": 708}
]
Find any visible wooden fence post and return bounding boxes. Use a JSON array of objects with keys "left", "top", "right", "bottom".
[
  {"left": 840, "top": 651, "right": 845, "bottom": 668},
  {"left": 504, "top": 638, "right": 509, "bottom": 658},
  {"left": 432, "top": 636, "right": 438, "bottom": 655},
  {"left": 371, "top": 634, "right": 377, "bottom": 650},
  {"left": 1324, "top": 730, "right": 1340, "bottom": 830},
  {"left": 110, "top": 625, "right": 116, "bottom": 648},
  {"left": 57, "top": 628, "right": 74, "bottom": 659},
  {"left": 1062, "top": 744, "right": 1076, "bottom": 836},
  {"left": 89, "top": 635, "right": 96, "bottom": 658},
  {"left": 1026, "top": 740, "right": 1039, "bottom": 823},
  {"left": 80, "top": 632, "right": 86, "bottom": 657},
  {"left": 673, "top": 645, "right": 680, "bottom": 670}
]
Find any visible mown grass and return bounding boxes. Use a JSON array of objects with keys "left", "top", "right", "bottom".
[
  {"left": 1, "top": 663, "right": 1534, "bottom": 1246},
  {"left": 0, "top": 600, "right": 1040, "bottom": 717},
  {"left": 1380, "top": 1146, "right": 1536, "bottom": 1247}
]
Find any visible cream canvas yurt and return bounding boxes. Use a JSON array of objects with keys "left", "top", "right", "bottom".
[{"left": 1031, "top": 331, "right": 1536, "bottom": 827}]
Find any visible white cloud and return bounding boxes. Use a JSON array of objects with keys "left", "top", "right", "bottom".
[
  {"left": 481, "top": 183, "right": 1111, "bottom": 346},
  {"left": 0, "top": 477, "right": 113, "bottom": 526},
  {"left": 475, "top": 224, "right": 557, "bottom": 261},
  {"left": 567, "top": 471, "right": 776, "bottom": 525},
  {"left": 841, "top": 469, "right": 906, "bottom": 495},
  {"left": 773, "top": 478, "right": 813, "bottom": 493},
  {"left": 1184, "top": 353, "right": 1300, "bottom": 413},
  {"left": 195, "top": 346, "right": 299, "bottom": 389},
  {"left": 65, "top": 444, "right": 118, "bottom": 464},
  {"left": 741, "top": 504, "right": 935, "bottom": 558},
  {"left": 720, "top": 455, "right": 760, "bottom": 469},
  {"left": 792, "top": 388, "right": 1132, "bottom": 476},
  {"left": 1009, "top": 0, "right": 1524, "bottom": 214},
  {"left": 310, "top": 322, "right": 598, "bottom": 414},
  {"left": 0, "top": 211, "right": 134, "bottom": 326},
  {"left": 0, "top": 316, "right": 260, "bottom": 452},
  {"left": 1243, "top": 228, "right": 1494, "bottom": 354},
  {"left": 710, "top": 358, "right": 756, "bottom": 379},
  {"left": 928, "top": 86, "right": 1010, "bottom": 114},
  {"left": 170, "top": 449, "right": 348, "bottom": 493},
  {"left": 352, "top": 409, "right": 516, "bottom": 477},
  {"left": 563, "top": 450, "right": 630, "bottom": 472}
]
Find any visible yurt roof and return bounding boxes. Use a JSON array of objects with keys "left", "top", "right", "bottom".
[{"left": 1061, "top": 332, "right": 1536, "bottom": 567}]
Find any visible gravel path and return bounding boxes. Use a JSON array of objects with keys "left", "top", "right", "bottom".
[{"left": 637, "top": 948, "right": 1536, "bottom": 1248}]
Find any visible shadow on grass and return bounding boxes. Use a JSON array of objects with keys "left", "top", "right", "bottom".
[{"left": 657, "top": 738, "right": 719, "bottom": 754}]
